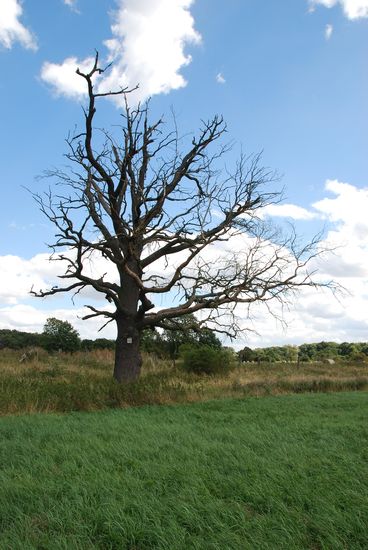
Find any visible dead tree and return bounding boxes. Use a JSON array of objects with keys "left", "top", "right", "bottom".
[{"left": 32, "top": 54, "right": 330, "bottom": 383}]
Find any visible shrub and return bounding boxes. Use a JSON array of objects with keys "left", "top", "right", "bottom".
[{"left": 180, "top": 345, "right": 235, "bottom": 375}]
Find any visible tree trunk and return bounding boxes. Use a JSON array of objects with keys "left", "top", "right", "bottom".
[{"left": 114, "top": 318, "right": 142, "bottom": 383}]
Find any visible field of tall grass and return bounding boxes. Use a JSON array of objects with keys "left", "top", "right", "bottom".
[
  {"left": 0, "top": 348, "right": 367, "bottom": 415},
  {"left": 1, "top": 349, "right": 368, "bottom": 547},
  {"left": 1, "top": 392, "right": 367, "bottom": 549}
]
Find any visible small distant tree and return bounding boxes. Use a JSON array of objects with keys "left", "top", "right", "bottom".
[
  {"left": 32, "top": 54, "right": 333, "bottom": 383},
  {"left": 43, "top": 318, "right": 80, "bottom": 353}
]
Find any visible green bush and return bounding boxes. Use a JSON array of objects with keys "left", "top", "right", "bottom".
[{"left": 180, "top": 345, "right": 235, "bottom": 375}]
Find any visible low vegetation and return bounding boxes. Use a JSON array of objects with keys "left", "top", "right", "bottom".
[
  {"left": 0, "top": 347, "right": 367, "bottom": 416},
  {"left": 2, "top": 325, "right": 368, "bottom": 364},
  {"left": 1, "top": 392, "right": 367, "bottom": 549},
  {"left": 180, "top": 345, "right": 236, "bottom": 375}
]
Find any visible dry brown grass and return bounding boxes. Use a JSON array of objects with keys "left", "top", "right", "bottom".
[{"left": 0, "top": 348, "right": 367, "bottom": 415}]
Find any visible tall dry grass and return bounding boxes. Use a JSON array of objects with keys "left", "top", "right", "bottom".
[{"left": 0, "top": 348, "right": 367, "bottom": 415}]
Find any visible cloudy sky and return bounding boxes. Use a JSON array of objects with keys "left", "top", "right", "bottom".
[{"left": 0, "top": 0, "right": 367, "bottom": 348}]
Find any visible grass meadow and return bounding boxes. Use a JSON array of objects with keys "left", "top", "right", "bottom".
[
  {"left": 1, "top": 349, "right": 367, "bottom": 548},
  {"left": 0, "top": 348, "right": 367, "bottom": 415},
  {"left": 1, "top": 392, "right": 367, "bottom": 549}
]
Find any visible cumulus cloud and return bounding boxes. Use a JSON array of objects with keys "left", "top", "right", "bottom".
[
  {"left": 0, "top": 304, "right": 115, "bottom": 339},
  {"left": 312, "top": 179, "right": 368, "bottom": 279},
  {"left": 0, "top": 253, "right": 61, "bottom": 305},
  {"left": 309, "top": 0, "right": 368, "bottom": 19},
  {"left": 40, "top": 56, "right": 97, "bottom": 99},
  {"left": 235, "top": 279, "right": 368, "bottom": 348},
  {"left": 0, "top": 304, "right": 48, "bottom": 332},
  {"left": 313, "top": 179, "right": 368, "bottom": 230},
  {"left": 0, "top": 0, "right": 37, "bottom": 50},
  {"left": 41, "top": 0, "right": 201, "bottom": 104}
]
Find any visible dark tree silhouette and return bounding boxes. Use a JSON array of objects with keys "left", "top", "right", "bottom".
[{"left": 32, "top": 54, "right": 330, "bottom": 383}]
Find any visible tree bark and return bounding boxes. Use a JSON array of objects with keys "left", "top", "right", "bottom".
[{"left": 113, "top": 317, "right": 142, "bottom": 383}]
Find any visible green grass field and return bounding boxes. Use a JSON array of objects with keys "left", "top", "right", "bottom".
[{"left": 1, "top": 392, "right": 367, "bottom": 549}]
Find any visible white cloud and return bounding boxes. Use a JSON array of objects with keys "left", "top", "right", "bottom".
[
  {"left": 41, "top": 0, "right": 201, "bottom": 104},
  {"left": 0, "top": 304, "right": 48, "bottom": 332},
  {"left": 216, "top": 72, "right": 226, "bottom": 84},
  {"left": 325, "top": 23, "right": 334, "bottom": 39},
  {"left": 0, "top": 304, "right": 115, "bottom": 339},
  {"left": 40, "top": 56, "right": 97, "bottom": 99},
  {"left": 100, "top": 0, "right": 201, "bottom": 102},
  {"left": 313, "top": 179, "right": 368, "bottom": 228},
  {"left": 311, "top": 179, "right": 368, "bottom": 279},
  {"left": 0, "top": 0, "right": 37, "bottom": 50},
  {"left": 262, "top": 203, "right": 318, "bottom": 220},
  {"left": 310, "top": 0, "right": 368, "bottom": 19},
  {"left": 0, "top": 253, "right": 61, "bottom": 305}
]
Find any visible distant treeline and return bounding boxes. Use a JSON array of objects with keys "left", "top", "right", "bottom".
[
  {"left": 0, "top": 318, "right": 221, "bottom": 359},
  {"left": 239, "top": 341, "right": 368, "bottom": 363},
  {"left": 0, "top": 329, "right": 115, "bottom": 352},
  {"left": 1, "top": 327, "right": 368, "bottom": 363}
]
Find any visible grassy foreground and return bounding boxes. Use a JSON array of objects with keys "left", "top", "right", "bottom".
[
  {"left": 1, "top": 392, "right": 367, "bottom": 549},
  {"left": 0, "top": 348, "right": 368, "bottom": 415}
]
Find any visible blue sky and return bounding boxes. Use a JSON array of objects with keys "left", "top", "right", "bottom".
[{"left": 0, "top": 0, "right": 367, "bottom": 347}]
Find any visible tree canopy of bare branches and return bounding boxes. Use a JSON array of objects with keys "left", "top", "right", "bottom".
[{"left": 32, "top": 54, "right": 330, "bottom": 382}]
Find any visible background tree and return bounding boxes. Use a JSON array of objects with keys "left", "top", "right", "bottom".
[
  {"left": 43, "top": 318, "right": 80, "bottom": 353},
  {"left": 32, "top": 54, "right": 331, "bottom": 383},
  {"left": 162, "top": 314, "right": 222, "bottom": 362}
]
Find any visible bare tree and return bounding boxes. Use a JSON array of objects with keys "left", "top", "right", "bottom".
[{"left": 32, "top": 54, "right": 330, "bottom": 383}]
